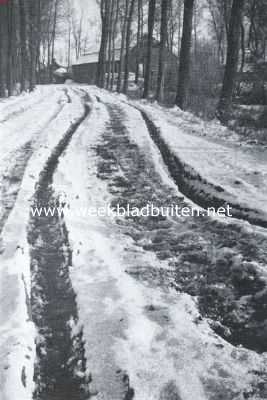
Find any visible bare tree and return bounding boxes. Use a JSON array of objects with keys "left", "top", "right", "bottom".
[
  {"left": 143, "top": 0, "right": 156, "bottom": 98},
  {"left": 65, "top": 0, "right": 72, "bottom": 67},
  {"left": 106, "top": 0, "right": 116, "bottom": 89},
  {"left": 207, "top": 0, "right": 232, "bottom": 64},
  {"left": 0, "top": 0, "right": 58, "bottom": 96},
  {"left": 156, "top": 0, "right": 169, "bottom": 101},
  {"left": 97, "top": 0, "right": 111, "bottom": 88},
  {"left": 175, "top": 0, "right": 195, "bottom": 109},
  {"left": 117, "top": 0, "right": 129, "bottom": 92},
  {"left": 49, "top": 0, "right": 59, "bottom": 81},
  {"left": 217, "top": 0, "right": 245, "bottom": 121},
  {"left": 0, "top": 2, "right": 7, "bottom": 97},
  {"left": 29, "top": 0, "right": 40, "bottom": 91},
  {"left": 122, "top": 0, "right": 136, "bottom": 94},
  {"left": 6, "top": 0, "right": 15, "bottom": 95},
  {"left": 18, "top": 0, "right": 28, "bottom": 91},
  {"left": 135, "top": 0, "right": 143, "bottom": 84},
  {"left": 110, "top": 0, "right": 120, "bottom": 90}
]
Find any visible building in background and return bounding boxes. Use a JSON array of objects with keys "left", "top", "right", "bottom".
[
  {"left": 72, "top": 49, "right": 121, "bottom": 84},
  {"left": 72, "top": 36, "right": 178, "bottom": 96}
]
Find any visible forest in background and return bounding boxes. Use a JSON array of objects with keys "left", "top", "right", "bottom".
[{"left": 0, "top": 0, "right": 267, "bottom": 127}]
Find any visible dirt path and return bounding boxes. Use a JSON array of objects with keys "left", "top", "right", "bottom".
[
  {"left": 94, "top": 99, "right": 267, "bottom": 355},
  {"left": 0, "top": 86, "right": 90, "bottom": 400},
  {"left": 0, "top": 89, "right": 68, "bottom": 238},
  {"left": 140, "top": 110, "right": 267, "bottom": 228},
  {"left": 51, "top": 91, "right": 266, "bottom": 400},
  {"left": 1, "top": 85, "right": 267, "bottom": 400},
  {"left": 27, "top": 94, "right": 91, "bottom": 399}
]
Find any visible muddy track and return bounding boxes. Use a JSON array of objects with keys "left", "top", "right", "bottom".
[
  {"left": 140, "top": 110, "right": 267, "bottom": 229},
  {"left": 95, "top": 100, "right": 267, "bottom": 354},
  {"left": 28, "top": 96, "right": 92, "bottom": 400},
  {"left": 0, "top": 90, "right": 69, "bottom": 239}
]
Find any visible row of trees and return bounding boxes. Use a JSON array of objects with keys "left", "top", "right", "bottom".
[
  {"left": 0, "top": 0, "right": 63, "bottom": 96},
  {"left": 96, "top": 0, "right": 267, "bottom": 121},
  {"left": 0, "top": 0, "right": 39, "bottom": 96},
  {"left": 0, "top": 0, "right": 88, "bottom": 97},
  {"left": 1, "top": 0, "right": 266, "bottom": 121},
  {"left": 64, "top": 0, "right": 94, "bottom": 67}
]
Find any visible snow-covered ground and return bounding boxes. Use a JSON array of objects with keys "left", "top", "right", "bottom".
[
  {"left": 0, "top": 85, "right": 267, "bottom": 400},
  {"left": 121, "top": 96, "right": 267, "bottom": 226},
  {"left": 89, "top": 88, "right": 267, "bottom": 225},
  {"left": 0, "top": 86, "right": 86, "bottom": 400}
]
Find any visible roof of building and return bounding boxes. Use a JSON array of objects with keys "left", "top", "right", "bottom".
[{"left": 73, "top": 49, "right": 121, "bottom": 66}]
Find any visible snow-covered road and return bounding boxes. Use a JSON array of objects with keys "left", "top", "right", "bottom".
[{"left": 0, "top": 85, "right": 267, "bottom": 400}]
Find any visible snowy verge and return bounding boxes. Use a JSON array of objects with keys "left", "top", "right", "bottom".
[
  {"left": 0, "top": 87, "right": 85, "bottom": 400},
  {"left": 87, "top": 88, "right": 267, "bottom": 226},
  {"left": 0, "top": 86, "right": 56, "bottom": 123},
  {"left": 92, "top": 89, "right": 267, "bottom": 227}
]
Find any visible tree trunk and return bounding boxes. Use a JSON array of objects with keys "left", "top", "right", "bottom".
[
  {"left": 193, "top": 1, "right": 197, "bottom": 56},
  {"left": 35, "top": 0, "right": 41, "bottom": 84},
  {"left": 46, "top": 0, "right": 53, "bottom": 81},
  {"left": 175, "top": 0, "right": 194, "bottom": 109},
  {"left": 0, "top": 4, "right": 7, "bottom": 97},
  {"left": 217, "top": 0, "right": 245, "bottom": 121},
  {"left": 177, "top": 1, "right": 182, "bottom": 57},
  {"left": 67, "top": 3, "right": 71, "bottom": 69},
  {"left": 122, "top": 0, "right": 135, "bottom": 94},
  {"left": 106, "top": 0, "right": 115, "bottom": 89},
  {"left": 117, "top": 0, "right": 129, "bottom": 92},
  {"left": 140, "top": 2, "right": 144, "bottom": 77},
  {"left": 19, "top": 0, "right": 28, "bottom": 92},
  {"left": 135, "top": 0, "right": 142, "bottom": 84},
  {"left": 97, "top": 0, "right": 111, "bottom": 88},
  {"left": 29, "top": 0, "right": 38, "bottom": 91},
  {"left": 110, "top": 0, "right": 119, "bottom": 90},
  {"left": 240, "top": 19, "right": 245, "bottom": 72},
  {"left": 143, "top": 0, "right": 156, "bottom": 98},
  {"left": 7, "top": 0, "right": 14, "bottom": 96},
  {"left": 156, "top": 0, "right": 169, "bottom": 101},
  {"left": 50, "top": 0, "right": 58, "bottom": 82}
]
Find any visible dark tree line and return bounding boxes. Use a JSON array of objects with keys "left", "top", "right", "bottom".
[
  {"left": 0, "top": 0, "right": 63, "bottom": 97},
  {"left": 0, "top": 0, "right": 41, "bottom": 96},
  {"left": 1, "top": 0, "right": 266, "bottom": 123},
  {"left": 175, "top": 0, "right": 195, "bottom": 109},
  {"left": 96, "top": 0, "right": 264, "bottom": 123},
  {"left": 217, "top": 0, "right": 245, "bottom": 121}
]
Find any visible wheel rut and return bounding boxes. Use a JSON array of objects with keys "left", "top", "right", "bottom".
[
  {"left": 0, "top": 89, "right": 70, "bottom": 240},
  {"left": 27, "top": 96, "right": 92, "bottom": 400},
  {"left": 94, "top": 99, "right": 267, "bottom": 354},
  {"left": 140, "top": 110, "right": 267, "bottom": 229}
]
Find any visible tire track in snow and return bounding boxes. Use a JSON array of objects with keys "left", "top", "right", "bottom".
[
  {"left": 139, "top": 110, "right": 267, "bottom": 229},
  {"left": 95, "top": 98, "right": 267, "bottom": 354},
  {"left": 27, "top": 93, "right": 92, "bottom": 400},
  {"left": 0, "top": 89, "right": 70, "bottom": 240}
]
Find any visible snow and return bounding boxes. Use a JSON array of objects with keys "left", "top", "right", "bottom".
[
  {"left": 0, "top": 86, "right": 54, "bottom": 123},
  {"left": 0, "top": 86, "right": 86, "bottom": 400},
  {"left": 123, "top": 98, "right": 267, "bottom": 222},
  {"left": 0, "top": 86, "right": 62, "bottom": 173},
  {"left": 1, "top": 85, "right": 267, "bottom": 400},
  {"left": 53, "top": 96, "right": 207, "bottom": 399},
  {"left": 53, "top": 87, "right": 267, "bottom": 400}
]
